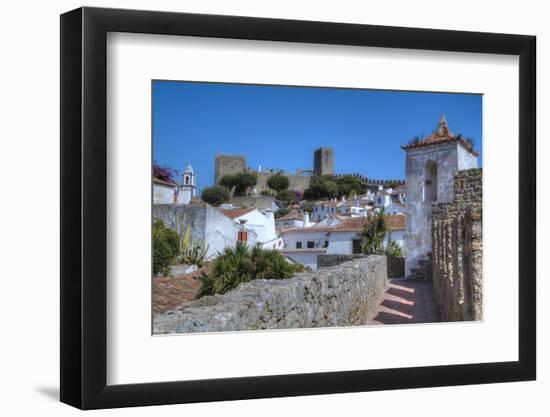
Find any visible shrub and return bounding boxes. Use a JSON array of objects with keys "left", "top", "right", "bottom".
[
  {"left": 219, "top": 172, "right": 257, "bottom": 196},
  {"left": 180, "top": 226, "right": 210, "bottom": 267},
  {"left": 276, "top": 189, "right": 296, "bottom": 206},
  {"left": 274, "top": 207, "right": 291, "bottom": 219},
  {"left": 201, "top": 185, "right": 230, "bottom": 205},
  {"left": 267, "top": 174, "right": 289, "bottom": 192},
  {"left": 153, "top": 162, "right": 178, "bottom": 183},
  {"left": 303, "top": 175, "right": 338, "bottom": 200},
  {"left": 153, "top": 219, "right": 180, "bottom": 275},
  {"left": 361, "top": 209, "right": 388, "bottom": 255},
  {"left": 336, "top": 175, "right": 365, "bottom": 198},
  {"left": 197, "top": 244, "right": 306, "bottom": 297},
  {"left": 385, "top": 240, "right": 404, "bottom": 257}
]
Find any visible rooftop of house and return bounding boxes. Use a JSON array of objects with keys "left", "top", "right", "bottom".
[
  {"left": 153, "top": 176, "right": 177, "bottom": 187},
  {"left": 219, "top": 207, "right": 256, "bottom": 219},
  {"left": 401, "top": 115, "right": 479, "bottom": 156},
  {"left": 281, "top": 214, "right": 405, "bottom": 234},
  {"left": 275, "top": 210, "right": 304, "bottom": 222}
]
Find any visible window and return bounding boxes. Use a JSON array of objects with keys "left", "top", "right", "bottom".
[
  {"left": 296, "top": 242, "right": 302, "bottom": 249},
  {"left": 307, "top": 241, "right": 315, "bottom": 249},
  {"left": 324, "top": 240, "right": 329, "bottom": 248},
  {"left": 352, "top": 239, "right": 362, "bottom": 254},
  {"left": 184, "top": 175, "right": 190, "bottom": 185},
  {"left": 424, "top": 160, "right": 438, "bottom": 202}
]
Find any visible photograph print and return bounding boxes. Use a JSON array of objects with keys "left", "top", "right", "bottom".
[{"left": 152, "top": 81, "right": 483, "bottom": 335}]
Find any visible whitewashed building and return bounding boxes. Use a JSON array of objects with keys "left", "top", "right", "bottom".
[
  {"left": 275, "top": 210, "right": 315, "bottom": 230},
  {"left": 153, "top": 177, "right": 178, "bottom": 204},
  {"left": 220, "top": 207, "right": 281, "bottom": 250},
  {"left": 281, "top": 215, "right": 406, "bottom": 270},
  {"left": 153, "top": 164, "right": 197, "bottom": 205}
]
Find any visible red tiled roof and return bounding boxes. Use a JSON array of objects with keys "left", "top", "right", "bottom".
[
  {"left": 334, "top": 215, "right": 406, "bottom": 232},
  {"left": 153, "top": 176, "right": 177, "bottom": 186},
  {"left": 275, "top": 210, "right": 303, "bottom": 222},
  {"left": 281, "top": 214, "right": 405, "bottom": 234},
  {"left": 401, "top": 116, "right": 479, "bottom": 156},
  {"left": 219, "top": 207, "right": 256, "bottom": 219}
]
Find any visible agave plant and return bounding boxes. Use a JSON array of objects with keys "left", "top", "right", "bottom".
[
  {"left": 361, "top": 208, "right": 388, "bottom": 255},
  {"left": 197, "top": 243, "right": 307, "bottom": 298},
  {"left": 182, "top": 241, "right": 209, "bottom": 268}
]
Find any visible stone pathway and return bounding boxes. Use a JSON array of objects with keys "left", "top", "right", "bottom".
[{"left": 367, "top": 279, "right": 440, "bottom": 325}]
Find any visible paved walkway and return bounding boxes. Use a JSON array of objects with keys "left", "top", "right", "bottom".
[{"left": 368, "top": 279, "right": 440, "bottom": 325}]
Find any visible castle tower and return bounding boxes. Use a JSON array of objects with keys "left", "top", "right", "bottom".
[
  {"left": 314, "top": 147, "right": 334, "bottom": 176},
  {"left": 401, "top": 115, "right": 478, "bottom": 277},
  {"left": 177, "top": 165, "right": 196, "bottom": 204},
  {"left": 214, "top": 153, "right": 246, "bottom": 184}
]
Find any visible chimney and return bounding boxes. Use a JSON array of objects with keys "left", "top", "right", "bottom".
[{"left": 303, "top": 210, "right": 310, "bottom": 225}]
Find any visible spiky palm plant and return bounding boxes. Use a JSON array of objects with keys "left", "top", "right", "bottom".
[
  {"left": 361, "top": 209, "right": 388, "bottom": 255},
  {"left": 197, "top": 244, "right": 307, "bottom": 298}
]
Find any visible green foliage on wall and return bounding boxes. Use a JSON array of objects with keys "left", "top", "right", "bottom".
[
  {"left": 153, "top": 219, "right": 180, "bottom": 276},
  {"left": 267, "top": 173, "right": 290, "bottom": 192},
  {"left": 219, "top": 172, "right": 258, "bottom": 196},
  {"left": 197, "top": 244, "right": 307, "bottom": 297},
  {"left": 201, "top": 185, "right": 230, "bottom": 205}
]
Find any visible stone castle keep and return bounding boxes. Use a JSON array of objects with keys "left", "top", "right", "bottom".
[
  {"left": 214, "top": 147, "right": 402, "bottom": 194},
  {"left": 214, "top": 147, "right": 334, "bottom": 194}
]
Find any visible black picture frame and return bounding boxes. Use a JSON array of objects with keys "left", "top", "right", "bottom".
[{"left": 60, "top": 6, "right": 536, "bottom": 410}]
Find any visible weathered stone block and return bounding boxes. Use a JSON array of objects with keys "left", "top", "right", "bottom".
[{"left": 154, "top": 256, "right": 388, "bottom": 334}]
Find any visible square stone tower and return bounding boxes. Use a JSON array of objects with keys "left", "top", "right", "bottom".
[
  {"left": 314, "top": 147, "right": 334, "bottom": 176},
  {"left": 402, "top": 115, "right": 478, "bottom": 277},
  {"left": 214, "top": 153, "right": 246, "bottom": 184}
]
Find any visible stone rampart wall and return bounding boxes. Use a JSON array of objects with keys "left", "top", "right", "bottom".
[
  {"left": 432, "top": 168, "right": 482, "bottom": 321},
  {"left": 318, "top": 254, "right": 404, "bottom": 278},
  {"left": 154, "top": 256, "right": 388, "bottom": 333}
]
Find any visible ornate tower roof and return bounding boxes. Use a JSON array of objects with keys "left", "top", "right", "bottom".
[{"left": 401, "top": 115, "right": 478, "bottom": 156}]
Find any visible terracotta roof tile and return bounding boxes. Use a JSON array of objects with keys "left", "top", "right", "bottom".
[
  {"left": 275, "top": 210, "right": 303, "bottom": 222},
  {"left": 281, "top": 214, "right": 405, "bottom": 234},
  {"left": 401, "top": 116, "right": 479, "bottom": 156},
  {"left": 153, "top": 176, "right": 177, "bottom": 186},
  {"left": 219, "top": 207, "right": 256, "bottom": 219}
]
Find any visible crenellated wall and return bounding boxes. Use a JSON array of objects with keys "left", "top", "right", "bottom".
[
  {"left": 431, "top": 168, "right": 482, "bottom": 321},
  {"left": 154, "top": 256, "right": 388, "bottom": 334}
]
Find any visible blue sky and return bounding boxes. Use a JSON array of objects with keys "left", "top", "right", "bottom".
[{"left": 153, "top": 81, "right": 482, "bottom": 192}]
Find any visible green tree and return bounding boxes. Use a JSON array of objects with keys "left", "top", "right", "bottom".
[
  {"left": 201, "top": 185, "right": 230, "bottom": 205},
  {"left": 304, "top": 175, "right": 338, "bottom": 200},
  {"left": 274, "top": 207, "right": 292, "bottom": 219},
  {"left": 153, "top": 219, "right": 180, "bottom": 275},
  {"left": 267, "top": 174, "right": 290, "bottom": 192},
  {"left": 361, "top": 209, "right": 388, "bottom": 255},
  {"left": 276, "top": 189, "right": 296, "bottom": 206},
  {"left": 219, "top": 172, "right": 257, "bottom": 196},
  {"left": 336, "top": 175, "right": 365, "bottom": 198}
]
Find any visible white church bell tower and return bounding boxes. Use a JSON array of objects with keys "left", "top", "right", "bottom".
[{"left": 177, "top": 165, "right": 196, "bottom": 204}]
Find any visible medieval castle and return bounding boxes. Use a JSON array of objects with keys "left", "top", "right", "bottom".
[{"left": 214, "top": 147, "right": 403, "bottom": 194}]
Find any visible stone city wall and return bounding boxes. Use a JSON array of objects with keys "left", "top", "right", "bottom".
[
  {"left": 255, "top": 171, "right": 311, "bottom": 194},
  {"left": 154, "top": 256, "right": 388, "bottom": 334},
  {"left": 318, "top": 254, "right": 404, "bottom": 278},
  {"left": 431, "top": 168, "right": 482, "bottom": 321}
]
